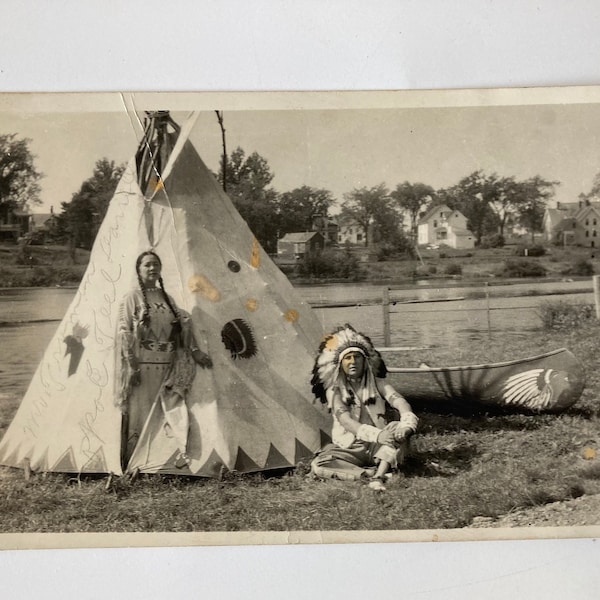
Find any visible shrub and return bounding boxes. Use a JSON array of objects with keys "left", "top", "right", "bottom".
[
  {"left": 539, "top": 300, "right": 595, "bottom": 330},
  {"left": 375, "top": 245, "right": 391, "bottom": 262},
  {"left": 29, "top": 266, "right": 59, "bottom": 286},
  {"left": 56, "top": 267, "right": 86, "bottom": 285},
  {"left": 376, "top": 238, "right": 416, "bottom": 261},
  {"left": 277, "top": 263, "right": 297, "bottom": 276},
  {"left": 376, "top": 243, "right": 402, "bottom": 262},
  {"left": 562, "top": 259, "right": 594, "bottom": 277},
  {"left": 394, "top": 263, "right": 418, "bottom": 280},
  {"left": 514, "top": 244, "right": 546, "bottom": 257},
  {"left": 298, "top": 249, "right": 364, "bottom": 280},
  {"left": 0, "top": 264, "right": 96, "bottom": 287},
  {"left": 415, "top": 264, "right": 436, "bottom": 277},
  {"left": 0, "top": 266, "right": 17, "bottom": 287},
  {"left": 499, "top": 258, "right": 546, "bottom": 278},
  {"left": 480, "top": 234, "right": 505, "bottom": 248},
  {"left": 15, "top": 250, "right": 37, "bottom": 266},
  {"left": 444, "top": 263, "right": 462, "bottom": 276}
]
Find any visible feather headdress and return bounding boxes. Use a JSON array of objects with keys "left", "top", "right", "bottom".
[{"left": 311, "top": 324, "right": 387, "bottom": 406}]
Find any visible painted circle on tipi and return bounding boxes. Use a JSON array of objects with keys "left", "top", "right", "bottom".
[{"left": 227, "top": 260, "right": 241, "bottom": 273}]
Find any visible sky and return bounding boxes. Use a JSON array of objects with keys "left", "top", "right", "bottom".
[{"left": 2, "top": 93, "right": 600, "bottom": 215}]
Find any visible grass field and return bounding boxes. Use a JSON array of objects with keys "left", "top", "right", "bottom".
[
  {"left": 364, "top": 243, "right": 598, "bottom": 283},
  {"left": 1, "top": 314, "right": 599, "bottom": 533}
]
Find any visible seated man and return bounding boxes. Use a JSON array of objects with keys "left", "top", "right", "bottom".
[{"left": 310, "top": 324, "right": 418, "bottom": 491}]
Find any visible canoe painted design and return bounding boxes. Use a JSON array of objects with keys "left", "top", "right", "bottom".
[{"left": 386, "top": 348, "right": 585, "bottom": 413}]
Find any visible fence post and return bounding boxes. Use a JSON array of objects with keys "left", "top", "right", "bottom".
[
  {"left": 382, "top": 287, "right": 391, "bottom": 347},
  {"left": 594, "top": 275, "right": 600, "bottom": 320},
  {"left": 485, "top": 282, "right": 492, "bottom": 338}
]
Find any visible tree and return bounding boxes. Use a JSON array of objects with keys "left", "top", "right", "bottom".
[
  {"left": 59, "top": 158, "right": 125, "bottom": 250},
  {"left": 580, "top": 171, "right": 600, "bottom": 203},
  {"left": 277, "top": 186, "right": 334, "bottom": 235},
  {"left": 438, "top": 171, "right": 557, "bottom": 244},
  {"left": 373, "top": 205, "right": 414, "bottom": 259},
  {"left": 340, "top": 184, "right": 392, "bottom": 247},
  {"left": 433, "top": 185, "right": 460, "bottom": 210},
  {"left": 0, "top": 133, "right": 42, "bottom": 211},
  {"left": 218, "top": 147, "right": 280, "bottom": 252},
  {"left": 484, "top": 174, "right": 528, "bottom": 238},
  {"left": 438, "top": 171, "right": 499, "bottom": 245},
  {"left": 371, "top": 202, "right": 405, "bottom": 246},
  {"left": 515, "top": 176, "right": 557, "bottom": 243},
  {"left": 390, "top": 181, "right": 434, "bottom": 236}
]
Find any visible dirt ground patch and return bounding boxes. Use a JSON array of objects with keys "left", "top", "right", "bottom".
[{"left": 470, "top": 493, "right": 600, "bottom": 528}]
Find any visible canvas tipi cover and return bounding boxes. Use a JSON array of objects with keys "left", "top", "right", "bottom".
[{"left": 0, "top": 113, "right": 331, "bottom": 477}]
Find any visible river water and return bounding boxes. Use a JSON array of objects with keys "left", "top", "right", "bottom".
[
  {"left": 0, "top": 281, "right": 594, "bottom": 398},
  {"left": 306, "top": 279, "right": 593, "bottom": 347}
]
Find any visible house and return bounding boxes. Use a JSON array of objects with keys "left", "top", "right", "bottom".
[
  {"left": 30, "top": 208, "right": 60, "bottom": 242},
  {"left": 576, "top": 203, "right": 600, "bottom": 248},
  {"left": 337, "top": 222, "right": 365, "bottom": 245},
  {"left": 542, "top": 201, "right": 581, "bottom": 243},
  {"left": 277, "top": 231, "right": 325, "bottom": 262},
  {"left": 0, "top": 205, "right": 31, "bottom": 242},
  {"left": 502, "top": 214, "right": 529, "bottom": 238},
  {"left": 310, "top": 213, "right": 339, "bottom": 246},
  {"left": 335, "top": 213, "right": 369, "bottom": 245},
  {"left": 417, "top": 204, "right": 475, "bottom": 249},
  {"left": 543, "top": 200, "right": 600, "bottom": 247},
  {"left": 543, "top": 208, "right": 572, "bottom": 241}
]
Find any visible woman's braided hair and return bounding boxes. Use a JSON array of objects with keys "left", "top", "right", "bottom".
[{"left": 135, "top": 251, "right": 182, "bottom": 342}]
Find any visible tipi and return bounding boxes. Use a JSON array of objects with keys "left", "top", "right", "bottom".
[{"left": 0, "top": 111, "right": 330, "bottom": 477}]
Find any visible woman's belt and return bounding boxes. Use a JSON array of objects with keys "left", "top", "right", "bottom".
[
  {"left": 140, "top": 340, "right": 175, "bottom": 352},
  {"left": 139, "top": 340, "right": 176, "bottom": 365}
]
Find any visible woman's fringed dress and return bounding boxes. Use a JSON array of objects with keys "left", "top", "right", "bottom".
[{"left": 116, "top": 288, "right": 196, "bottom": 467}]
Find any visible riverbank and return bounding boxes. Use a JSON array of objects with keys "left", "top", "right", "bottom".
[
  {"left": 0, "top": 242, "right": 596, "bottom": 288},
  {"left": 0, "top": 244, "right": 89, "bottom": 287},
  {"left": 284, "top": 243, "right": 598, "bottom": 285}
]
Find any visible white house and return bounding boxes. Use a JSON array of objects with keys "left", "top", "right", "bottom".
[
  {"left": 417, "top": 204, "right": 475, "bottom": 249},
  {"left": 543, "top": 200, "right": 600, "bottom": 247},
  {"left": 336, "top": 214, "right": 366, "bottom": 245}
]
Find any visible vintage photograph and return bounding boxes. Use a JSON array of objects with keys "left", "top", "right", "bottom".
[{"left": 0, "top": 90, "right": 599, "bottom": 544}]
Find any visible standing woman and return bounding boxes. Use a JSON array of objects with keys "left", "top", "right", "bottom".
[{"left": 116, "top": 251, "right": 212, "bottom": 468}]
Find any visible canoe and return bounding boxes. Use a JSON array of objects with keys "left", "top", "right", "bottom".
[{"left": 386, "top": 348, "right": 585, "bottom": 413}]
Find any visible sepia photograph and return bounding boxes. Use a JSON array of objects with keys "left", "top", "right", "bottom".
[{"left": 0, "top": 89, "right": 600, "bottom": 547}]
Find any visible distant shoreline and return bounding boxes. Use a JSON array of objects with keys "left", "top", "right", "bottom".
[{"left": 1, "top": 241, "right": 596, "bottom": 290}]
